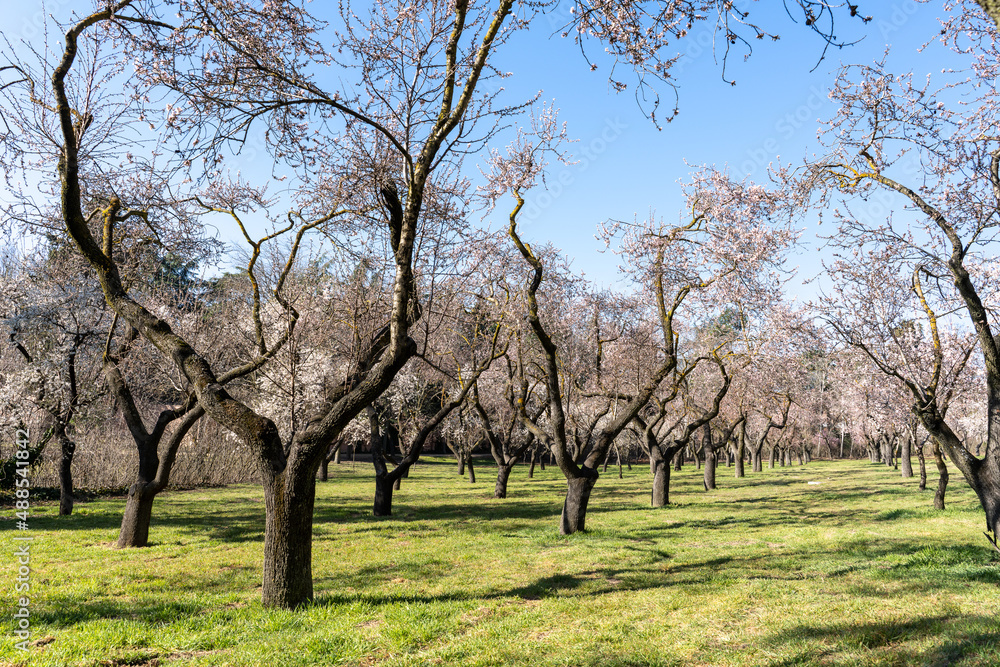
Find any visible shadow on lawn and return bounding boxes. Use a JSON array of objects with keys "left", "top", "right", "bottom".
[{"left": 762, "top": 615, "right": 1000, "bottom": 667}]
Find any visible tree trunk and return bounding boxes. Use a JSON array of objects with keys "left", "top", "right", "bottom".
[
  {"left": 333, "top": 444, "right": 342, "bottom": 465},
  {"left": 528, "top": 450, "right": 536, "bottom": 478},
  {"left": 703, "top": 426, "right": 717, "bottom": 491},
  {"left": 467, "top": 455, "right": 476, "bottom": 483},
  {"left": 703, "top": 448, "right": 717, "bottom": 490},
  {"left": 320, "top": 458, "right": 329, "bottom": 481},
  {"left": 768, "top": 445, "right": 777, "bottom": 469},
  {"left": 901, "top": 435, "right": 913, "bottom": 479},
  {"left": 494, "top": 462, "right": 513, "bottom": 499},
  {"left": 918, "top": 443, "right": 927, "bottom": 491},
  {"left": 973, "top": 457, "right": 1000, "bottom": 541},
  {"left": 458, "top": 456, "right": 465, "bottom": 476},
  {"left": 673, "top": 449, "right": 683, "bottom": 471},
  {"left": 374, "top": 474, "right": 395, "bottom": 516},
  {"left": 560, "top": 474, "right": 597, "bottom": 535},
  {"left": 57, "top": 428, "right": 75, "bottom": 516},
  {"left": 115, "top": 405, "right": 204, "bottom": 549},
  {"left": 261, "top": 468, "right": 317, "bottom": 609},
  {"left": 933, "top": 442, "right": 948, "bottom": 510},
  {"left": 650, "top": 448, "right": 672, "bottom": 507},
  {"left": 735, "top": 430, "right": 746, "bottom": 479},
  {"left": 117, "top": 484, "right": 157, "bottom": 548},
  {"left": 751, "top": 445, "right": 763, "bottom": 473}
]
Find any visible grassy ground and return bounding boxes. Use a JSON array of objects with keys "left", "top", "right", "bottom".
[{"left": 2, "top": 457, "right": 999, "bottom": 667}]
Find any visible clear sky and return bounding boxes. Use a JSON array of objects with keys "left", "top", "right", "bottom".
[
  {"left": 3, "top": 0, "right": 967, "bottom": 300},
  {"left": 481, "top": 0, "right": 964, "bottom": 298}
]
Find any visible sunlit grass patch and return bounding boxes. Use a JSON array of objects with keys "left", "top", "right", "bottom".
[{"left": 2, "top": 458, "right": 999, "bottom": 666}]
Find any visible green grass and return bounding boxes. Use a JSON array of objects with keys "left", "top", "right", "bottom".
[{"left": 2, "top": 458, "right": 999, "bottom": 666}]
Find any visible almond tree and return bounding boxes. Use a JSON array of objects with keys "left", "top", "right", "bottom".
[
  {"left": 490, "top": 151, "right": 798, "bottom": 531},
  {"left": 1, "top": 244, "right": 109, "bottom": 515},
  {"left": 806, "top": 14, "right": 1000, "bottom": 536}
]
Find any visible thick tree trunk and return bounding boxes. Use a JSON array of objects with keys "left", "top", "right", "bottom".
[
  {"left": 494, "top": 462, "right": 513, "bottom": 499},
  {"left": 374, "top": 474, "right": 395, "bottom": 516},
  {"left": 974, "top": 457, "right": 1000, "bottom": 540},
  {"left": 333, "top": 444, "right": 342, "bottom": 465},
  {"left": 768, "top": 445, "right": 777, "bottom": 469},
  {"left": 57, "top": 429, "right": 75, "bottom": 516},
  {"left": 703, "top": 448, "right": 717, "bottom": 490},
  {"left": 117, "top": 484, "right": 157, "bottom": 548},
  {"left": 901, "top": 435, "right": 913, "bottom": 478},
  {"left": 933, "top": 443, "right": 948, "bottom": 510},
  {"left": 735, "top": 442, "right": 745, "bottom": 478},
  {"left": 673, "top": 450, "right": 683, "bottom": 471},
  {"left": 528, "top": 454, "right": 536, "bottom": 479},
  {"left": 751, "top": 446, "right": 763, "bottom": 473},
  {"left": 261, "top": 469, "right": 317, "bottom": 609},
  {"left": 458, "top": 456, "right": 465, "bottom": 476},
  {"left": 320, "top": 458, "right": 329, "bottom": 482},
  {"left": 560, "top": 474, "right": 597, "bottom": 535},
  {"left": 467, "top": 456, "right": 476, "bottom": 483},
  {"left": 650, "top": 448, "right": 672, "bottom": 507}
]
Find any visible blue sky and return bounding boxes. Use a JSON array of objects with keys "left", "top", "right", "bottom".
[
  {"left": 3, "top": 1, "right": 965, "bottom": 300},
  {"left": 483, "top": 0, "right": 961, "bottom": 298}
]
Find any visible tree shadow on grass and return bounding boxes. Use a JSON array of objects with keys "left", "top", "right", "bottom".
[
  {"left": 763, "top": 615, "right": 1000, "bottom": 667},
  {"left": 30, "top": 596, "right": 209, "bottom": 627}
]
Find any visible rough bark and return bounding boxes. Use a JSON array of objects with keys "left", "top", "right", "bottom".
[
  {"left": 734, "top": 421, "right": 746, "bottom": 478},
  {"left": 703, "top": 425, "right": 717, "bottom": 491},
  {"left": 373, "top": 474, "right": 396, "bottom": 516},
  {"left": 116, "top": 407, "right": 204, "bottom": 547},
  {"left": 560, "top": 474, "right": 597, "bottom": 535},
  {"left": 261, "top": 458, "right": 318, "bottom": 608},
  {"left": 494, "top": 462, "right": 514, "bottom": 498},
  {"left": 117, "top": 486, "right": 156, "bottom": 547},
  {"left": 650, "top": 447, "right": 672, "bottom": 507},
  {"left": 933, "top": 442, "right": 949, "bottom": 510},
  {"left": 901, "top": 433, "right": 913, "bottom": 479},
  {"left": 918, "top": 442, "right": 927, "bottom": 491},
  {"left": 56, "top": 428, "right": 75, "bottom": 516}
]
